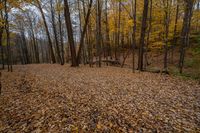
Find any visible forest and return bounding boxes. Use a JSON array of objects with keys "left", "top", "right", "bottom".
[{"left": 0, "top": 0, "right": 200, "bottom": 132}]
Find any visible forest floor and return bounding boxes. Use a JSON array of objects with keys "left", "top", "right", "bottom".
[{"left": 0, "top": 64, "right": 200, "bottom": 132}]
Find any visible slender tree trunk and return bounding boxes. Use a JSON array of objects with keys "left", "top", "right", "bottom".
[
  {"left": 87, "top": 14, "right": 93, "bottom": 67},
  {"left": 116, "top": 0, "right": 121, "bottom": 61},
  {"left": 0, "top": 45, "right": 4, "bottom": 69},
  {"left": 64, "top": 0, "right": 78, "bottom": 67},
  {"left": 0, "top": 10, "right": 4, "bottom": 69},
  {"left": 20, "top": 27, "right": 30, "bottom": 64},
  {"left": 171, "top": 2, "right": 179, "bottom": 64},
  {"left": 50, "top": 0, "right": 62, "bottom": 64},
  {"left": 36, "top": 0, "right": 56, "bottom": 63},
  {"left": 138, "top": 0, "right": 149, "bottom": 71},
  {"left": 96, "top": 0, "right": 102, "bottom": 67},
  {"left": 57, "top": 0, "right": 65, "bottom": 65},
  {"left": 145, "top": 0, "right": 152, "bottom": 69},
  {"left": 77, "top": 0, "right": 85, "bottom": 64},
  {"left": 5, "top": 0, "right": 12, "bottom": 72},
  {"left": 0, "top": 28, "right": 4, "bottom": 69},
  {"left": 105, "top": 0, "right": 111, "bottom": 65},
  {"left": 76, "top": 0, "right": 93, "bottom": 65},
  {"left": 179, "top": 0, "right": 194, "bottom": 73},
  {"left": 163, "top": 0, "right": 171, "bottom": 72},
  {"left": 31, "top": 29, "right": 39, "bottom": 63},
  {"left": 132, "top": 0, "right": 137, "bottom": 72}
]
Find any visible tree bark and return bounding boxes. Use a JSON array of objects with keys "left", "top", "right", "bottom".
[
  {"left": 57, "top": 0, "right": 65, "bottom": 65},
  {"left": 5, "top": 0, "right": 12, "bottom": 72},
  {"left": 171, "top": 2, "right": 179, "bottom": 63},
  {"left": 64, "top": 0, "right": 78, "bottom": 67},
  {"left": 138, "top": 0, "right": 149, "bottom": 71},
  {"left": 76, "top": 0, "right": 93, "bottom": 65},
  {"left": 132, "top": 0, "right": 137, "bottom": 72},
  {"left": 96, "top": 0, "right": 102, "bottom": 67},
  {"left": 0, "top": 26, "right": 4, "bottom": 69},
  {"left": 105, "top": 0, "right": 111, "bottom": 65},
  {"left": 145, "top": 0, "right": 152, "bottom": 69},
  {"left": 50, "top": 0, "right": 62, "bottom": 64},
  {"left": 179, "top": 0, "right": 194, "bottom": 73},
  {"left": 163, "top": 0, "right": 172, "bottom": 72}
]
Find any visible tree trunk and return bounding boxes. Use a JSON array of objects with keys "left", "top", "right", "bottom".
[
  {"left": 96, "top": 0, "right": 102, "bottom": 67},
  {"left": 163, "top": 0, "right": 172, "bottom": 72},
  {"left": 145, "top": 0, "right": 152, "bottom": 69},
  {"left": 171, "top": 2, "right": 179, "bottom": 64},
  {"left": 64, "top": 0, "right": 78, "bottom": 67},
  {"left": 36, "top": 0, "right": 56, "bottom": 64},
  {"left": 179, "top": 0, "right": 194, "bottom": 73},
  {"left": 50, "top": 0, "right": 62, "bottom": 64},
  {"left": 138, "top": 0, "right": 149, "bottom": 71},
  {"left": 57, "top": 0, "right": 65, "bottom": 65},
  {"left": 116, "top": 0, "right": 121, "bottom": 61},
  {"left": 132, "top": 0, "right": 137, "bottom": 72},
  {"left": 76, "top": 0, "right": 93, "bottom": 65},
  {"left": 5, "top": 0, "right": 12, "bottom": 72},
  {"left": 20, "top": 26, "right": 30, "bottom": 64},
  {"left": 0, "top": 27, "right": 4, "bottom": 69},
  {"left": 105, "top": 0, "right": 111, "bottom": 65}
]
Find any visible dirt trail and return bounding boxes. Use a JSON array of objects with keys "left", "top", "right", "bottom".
[{"left": 0, "top": 64, "right": 200, "bottom": 132}]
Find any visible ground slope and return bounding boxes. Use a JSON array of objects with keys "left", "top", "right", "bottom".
[{"left": 0, "top": 64, "right": 200, "bottom": 132}]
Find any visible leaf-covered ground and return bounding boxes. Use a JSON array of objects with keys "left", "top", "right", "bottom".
[{"left": 0, "top": 64, "right": 200, "bottom": 132}]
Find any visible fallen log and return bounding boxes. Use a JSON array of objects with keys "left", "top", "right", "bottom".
[
  {"left": 102, "top": 60, "right": 121, "bottom": 66},
  {"left": 144, "top": 68, "right": 161, "bottom": 73}
]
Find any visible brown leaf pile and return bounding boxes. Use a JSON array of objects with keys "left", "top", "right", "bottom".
[{"left": 0, "top": 64, "right": 200, "bottom": 132}]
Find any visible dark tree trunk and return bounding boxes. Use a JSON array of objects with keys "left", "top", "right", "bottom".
[
  {"left": 96, "top": 0, "right": 102, "bottom": 67},
  {"left": 132, "top": 0, "right": 137, "bottom": 72},
  {"left": 76, "top": 0, "right": 93, "bottom": 65},
  {"left": 144, "top": 0, "right": 152, "bottom": 69},
  {"left": 64, "top": 0, "right": 78, "bottom": 67},
  {"left": 116, "top": 0, "right": 121, "bottom": 60},
  {"left": 171, "top": 2, "right": 179, "bottom": 63},
  {"left": 31, "top": 29, "right": 39, "bottom": 63},
  {"left": 20, "top": 27, "right": 30, "bottom": 64},
  {"left": 105, "top": 0, "right": 111, "bottom": 65},
  {"left": 0, "top": 26, "right": 4, "bottom": 69},
  {"left": 50, "top": 0, "right": 62, "bottom": 64},
  {"left": 5, "top": 0, "right": 12, "bottom": 72},
  {"left": 57, "top": 0, "right": 65, "bottom": 65},
  {"left": 179, "top": 0, "right": 194, "bottom": 73},
  {"left": 163, "top": 0, "right": 172, "bottom": 72},
  {"left": 138, "top": 0, "right": 149, "bottom": 71}
]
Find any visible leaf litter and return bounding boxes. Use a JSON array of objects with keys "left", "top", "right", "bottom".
[{"left": 0, "top": 64, "right": 200, "bottom": 132}]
